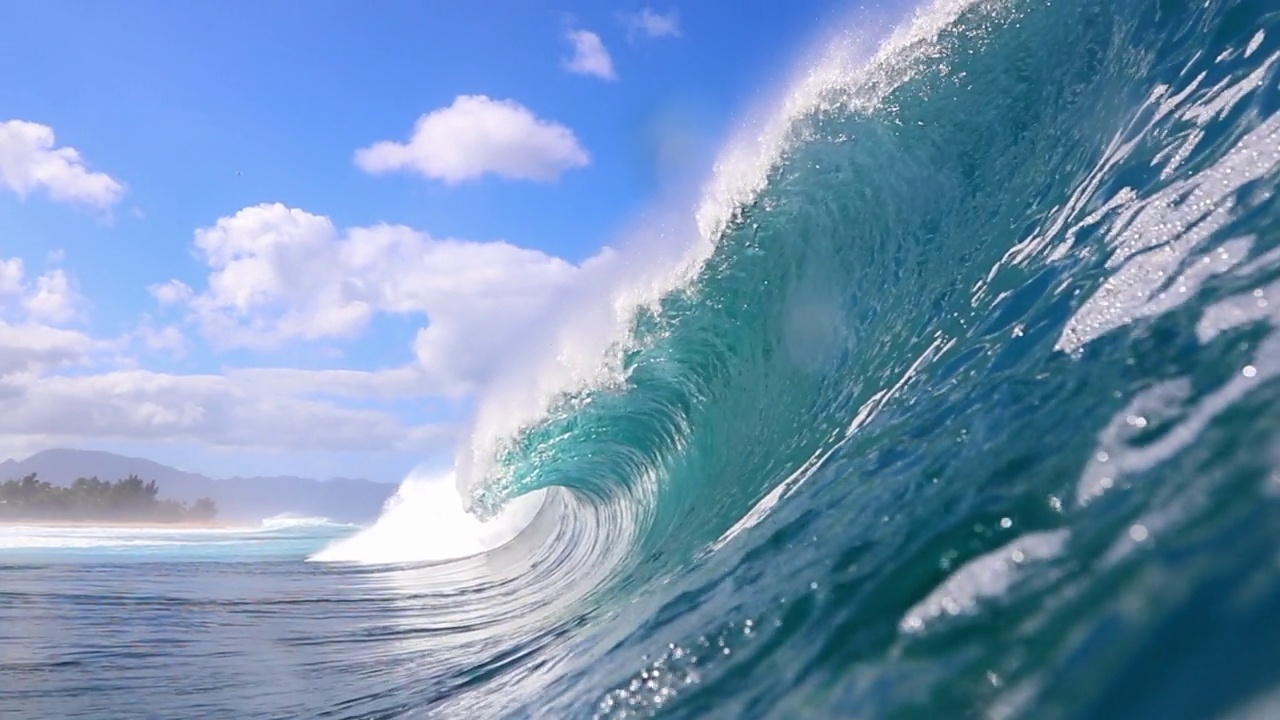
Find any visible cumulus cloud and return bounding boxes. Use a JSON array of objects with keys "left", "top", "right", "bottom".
[
  {"left": 0, "top": 318, "right": 451, "bottom": 455},
  {"left": 0, "top": 321, "right": 96, "bottom": 375},
  {"left": 0, "top": 120, "right": 125, "bottom": 208},
  {"left": 0, "top": 257, "right": 86, "bottom": 326},
  {"left": 225, "top": 366, "right": 432, "bottom": 401},
  {"left": 0, "top": 286, "right": 450, "bottom": 454},
  {"left": 0, "top": 370, "right": 453, "bottom": 453},
  {"left": 0, "top": 256, "right": 96, "bottom": 376},
  {"left": 0, "top": 258, "right": 23, "bottom": 296},
  {"left": 355, "top": 95, "right": 590, "bottom": 184},
  {"left": 0, "top": 190, "right": 615, "bottom": 465},
  {"left": 132, "top": 324, "right": 188, "bottom": 358},
  {"left": 161, "top": 202, "right": 579, "bottom": 395},
  {"left": 23, "top": 268, "right": 84, "bottom": 324},
  {"left": 0, "top": 248, "right": 465, "bottom": 461},
  {"left": 564, "top": 29, "right": 618, "bottom": 80},
  {"left": 624, "top": 8, "right": 682, "bottom": 40},
  {"left": 149, "top": 279, "right": 194, "bottom": 305}
]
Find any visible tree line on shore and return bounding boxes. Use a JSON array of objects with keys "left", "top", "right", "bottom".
[{"left": 0, "top": 473, "right": 217, "bottom": 523}]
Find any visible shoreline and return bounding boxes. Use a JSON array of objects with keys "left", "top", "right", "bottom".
[{"left": 0, "top": 519, "right": 251, "bottom": 530}]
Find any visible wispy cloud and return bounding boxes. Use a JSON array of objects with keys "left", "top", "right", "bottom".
[
  {"left": 130, "top": 323, "right": 189, "bottom": 358},
  {"left": 0, "top": 119, "right": 125, "bottom": 208},
  {"left": 624, "top": 8, "right": 682, "bottom": 40},
  {"left": 355, "top": 95, "right": 590, "bottom": 184},
  {"left": 563, "top": 29, "right": 618, "bottom": 81}
]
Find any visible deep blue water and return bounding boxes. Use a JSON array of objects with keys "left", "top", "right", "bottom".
[{"left": 6, "top": 0, "right": 1280, "bottom": 717}]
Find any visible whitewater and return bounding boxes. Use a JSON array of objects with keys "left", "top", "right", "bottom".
[{"left": 6, "top": 0, "right": 1280, "bottom": 717}]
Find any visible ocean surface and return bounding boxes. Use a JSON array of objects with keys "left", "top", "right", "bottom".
[{"left": 6, "top": 0, "right": 1280, "bottom": 717}]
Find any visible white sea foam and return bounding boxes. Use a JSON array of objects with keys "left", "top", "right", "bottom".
[
  {"left": 0, "top": 524, "right": 242, "bottom": 550},
  {"left": 259, "top": 514, "right": 351, "bottom": 531},
  {"left": 0, "top": 513, "right": 353, "bottom": 553},
  {"left": 900, "top": 530, "right": 1070, "bottom": 633},
  {"left": 308, "top": 469, "right": 546, "bottom": 564}
]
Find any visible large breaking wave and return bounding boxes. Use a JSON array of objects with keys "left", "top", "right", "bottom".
[{"left": 307, "top": 0, "right": 1280, "bottom": 716}]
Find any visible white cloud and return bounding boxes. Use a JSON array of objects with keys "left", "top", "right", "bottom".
[
  {"left": 0, "top": 321, "right": 96, "bottom": 375},
  {"left": 0, "top": 190, "right": 618, "bottom": 467},
  {"left": 133, "top": 324, "right": 188, "bottom": 358},
  {"left": 23, "top": 268, "right": 84, "bottom": 324},
  {"left": 0, "top": 120, "right": 125, "bottom": 208},
  {"left": 355, "top": 95, "right": 590, "bottom": 184},
  {"left": 564, "top": 29, "right": 618, "bottom": 80},
  {"left": 0, "top": 258, "right": 23, "bottom": 296},
  {"left": 225, "top": 366, "right": 431, "bottom": 401},
  {"left": 0, "top": 256, "right": 96, "bottom": 376},
  {"left": 0, "top": 250, "right": 472, "bottom": 463},
  {"left": 624, "top": 8, "right": 682, "bottom": 40},
  {"left": 164, "top": 202, "right": 579, "bottom": 395},
  {"left": 0, "top": 257, "right": 86, "bottom": 326},
  {"left": 0, "top": 370, "right": 453, "bottom": 453},
  {"left": 0, "top": 310, "right": 450, "bottom": 456},
  {"left": 149, "top": 279, "right": 194, "bottom": 305}
]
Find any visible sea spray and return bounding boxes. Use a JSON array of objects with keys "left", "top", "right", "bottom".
[{"left": 309, "top": 470, "right": 546, "bottom": 564}]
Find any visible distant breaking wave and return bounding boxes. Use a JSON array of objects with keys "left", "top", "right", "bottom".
[
  {"left": 259, "top": 514, "right": 353, "bottom": 531},
  {"left": 0, "top": 515, "right": 349, "bottom": 552}
]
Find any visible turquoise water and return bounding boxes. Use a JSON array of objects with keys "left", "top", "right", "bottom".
[{"left": 6, "top": 0, "right": 1280, "bottom": 716}]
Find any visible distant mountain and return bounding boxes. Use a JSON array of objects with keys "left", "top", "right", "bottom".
[{"left": 0, "top": 449, "right": 398, "bottom": 524}]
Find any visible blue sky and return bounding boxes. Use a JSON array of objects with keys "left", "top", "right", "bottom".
[{"left": 0, "top": 0, "right": 897, "bottom": 482}]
